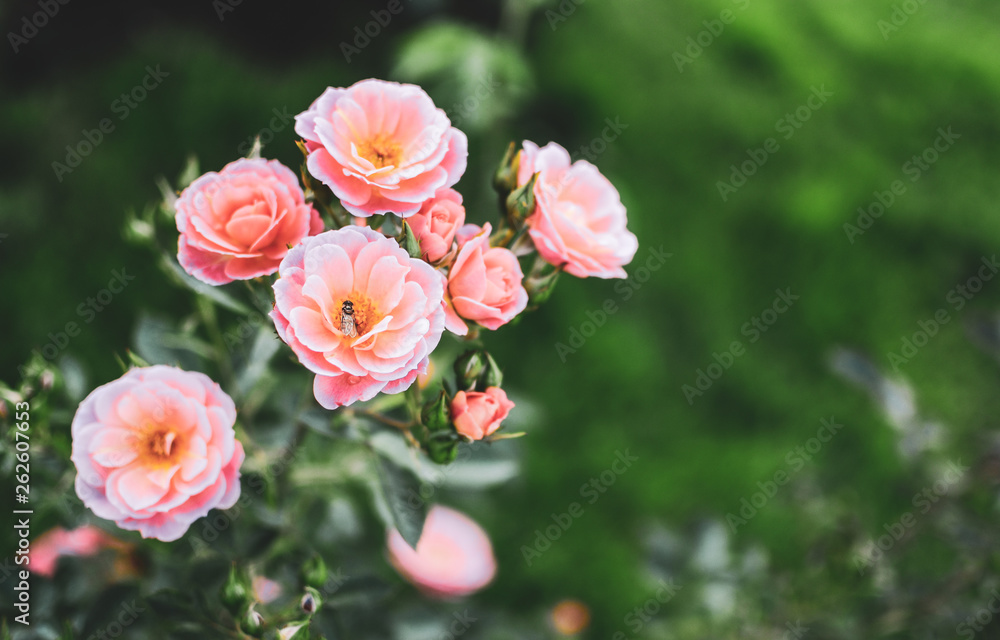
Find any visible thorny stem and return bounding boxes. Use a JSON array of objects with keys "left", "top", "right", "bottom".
[{"left": 349, "top": 408, "right": 415, "bottom": 431}]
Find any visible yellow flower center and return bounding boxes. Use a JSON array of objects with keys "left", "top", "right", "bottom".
[
  {"left": 358, "top": 135, "right": 402, "bottom": 169},
  {"left": 141, "top": 428, "right": 180, "bottom": 467}
]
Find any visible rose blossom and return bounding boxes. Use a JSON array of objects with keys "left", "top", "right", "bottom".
[
  {"left": 271, "top": 226, "right": 446, "bottom": 408},
  {"left": 408, "top": 188, "right": 465, "bottom": 262},
  {"left": 29, "top": 526, "right": 123, "bottom": 577},
  {"left": 451, "top": 387, "right": 515, "bottom": 441},
  {"left": 444, "top": 223, "right": 528, "bottom": 336},
  {"left": 386, "top": 505, "right": 496, "bottom": 599},
  {"left": 294, "top": 79, "right": 468, "bottom": 218},
  {"left": 176, "top": 157, "right": 323, "bottom": 285},
  {"left": 71, "top": 366, "right": 244, "bottom": 542},
  {"left": 518, "top": 141, "right": 638, "bottom": 279}
]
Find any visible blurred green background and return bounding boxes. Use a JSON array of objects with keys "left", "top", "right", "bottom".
[{"left": 3, "top": 0, "right": 1000, "bottom": 637}]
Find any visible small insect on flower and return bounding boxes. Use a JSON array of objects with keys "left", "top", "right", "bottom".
[{"left": 340, "top": 300, "right": 357, "bottom": 337}]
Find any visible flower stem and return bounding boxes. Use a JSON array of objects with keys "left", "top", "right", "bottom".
[{"left": 350, "top": 408, "right": 414, "bottom": 431}]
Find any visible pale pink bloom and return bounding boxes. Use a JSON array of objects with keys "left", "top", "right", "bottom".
[
  {"left": 71, "top": 366, "right": 245, "bottom": 542},
  {"left": 271, "top": 226, "right": 446, "bottom": 408},
  {"left": 451, "top": 387, "right": 515, "bottom": 441},
  {"left": 518, "top": 141, "right": 638, "bottom": 279},
  {"left": 444, "top": 223, "right": 528, "bottom": 336},
  {"left": 176, "top": 158, "right": 323, "bottom": 285},
  {"left": 252, "top": 576, "right": 283, "bottom": 604},
  {"left": 386, "top": 505, "right": 496, "bottom": 599},
  {"left": 29, "top": 526, "right": 121, "bottom": 577},
  {"left": 294, "top": 79, "right": 468, "bottom": 218},
  {"left": 408, "top": 188, "right": 465, "bottom": 263}
]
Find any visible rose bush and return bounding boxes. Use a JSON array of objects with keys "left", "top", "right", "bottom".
[{"left": 20, "top": 73, "right": 640, "bottom": 637}]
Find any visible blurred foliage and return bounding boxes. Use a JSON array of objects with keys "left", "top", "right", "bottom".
[{"left": 3, "top": 0, "right": 1000, "bottom": 637}]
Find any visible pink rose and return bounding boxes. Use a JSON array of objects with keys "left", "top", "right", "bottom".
[
  {"left": 71, "top": 366, "right": 245, "bottom": 542},
  {"left": 408, "top": 188, "right": 465, "bottom": 262},
  {"left": 386, "top": 505, "right": 496, "bottom": 599},
  {"left": 271, "top": 226, "right": 446, "bottom": 408},
  {"left": 450, "top": 387, "right": 515, "bottom": 441},
  {"left": 29, "top": 526, "right": 122, "bottom": 577},
  {"left": 294, "top": 79, "right": 468, "bottom": 218},
  {"left": 518, "top": 141, "right": 638, "bottom": 279},
  {"left": 454, "top": 223, "right": 481, "bottom": 247},
  {"left": 444, "top": 223, "right": 528, "bottom": 336},
  {"left": 252, "top": 576, "right": 283, "bottom": 604},
  {"left": 176, "top": 158, "right": 323, "bottom": 285}
]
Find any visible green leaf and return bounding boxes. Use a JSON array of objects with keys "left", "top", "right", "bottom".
[
  {"left": 373, "top": 453, "right": 428, "bottom": 549},
  {"left": 323, "top": 575, "right": 394, "bottom": 609},
  {"left": 400, "top": 220, "right": 423, "bottom": 259},
  {"left": 420, "top": 390, "right": 451, "bottom": 432},
  {"left": 145, "top": 588, "right": 201, "bottom": 618},
  {"left": 177, "top": 155, "right": 201, "bottom": 188},
  {"left": 160, "top": 254, "right": 253, "bottom": 315},
  {"left": 237, "top": 325, "right": 282, "bottom": 396},
  {"left": 132, "top": 312, "right": 208, "bottom": 369}
]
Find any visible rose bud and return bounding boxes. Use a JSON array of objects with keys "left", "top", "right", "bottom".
[
  {"left": 409, "top": 188, "right": 465, "bottom": 263},
  {"left": 450, "top": 387, "right": 515, "bottom": 441}
]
